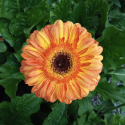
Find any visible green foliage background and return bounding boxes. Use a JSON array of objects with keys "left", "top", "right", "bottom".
[{"left": 0, "top": 0, "right": 125, "bottom": 124}]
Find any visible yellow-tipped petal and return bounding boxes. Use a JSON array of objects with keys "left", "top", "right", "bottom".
[{"left": 54, "top": 20, "right": 64, "bottom": 39}]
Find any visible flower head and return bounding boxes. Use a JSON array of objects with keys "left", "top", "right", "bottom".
[{"left": 20, "top": 20, "right": 103, "bottom": 104}]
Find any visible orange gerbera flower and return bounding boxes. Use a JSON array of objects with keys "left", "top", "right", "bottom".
[{"left": 20, "top": 20, "right": 103, "bottom": 104}]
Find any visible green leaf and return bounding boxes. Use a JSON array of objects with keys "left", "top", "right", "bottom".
[
  {"left": 88, "top": 111, "right": 103, "bottom": 124},
  {"left": 13, "top": 35, "right": 26, "bottom": 52},
  {"left": 109, "top": 0, "right": 121, "bottom": 7},
  {"left": 113, "top": 114, "right": 121, "bottom": 123},
  {"left": 120, "top": 0, "right": 125, "bottom": 12},
  {"left": 0, "top": 0, "right": 20, "bottom": 20},
  {"left": 57, "top": 106, "right": 68, "bottom": 125},
  {"left": 69, "top": 1, "right": 86, "bottom": 26},
  {"left": 104, "top": 114, "right": 114, "bottom": 124},
  {"left": 36, "top": 0, "right": 50, "bottom": 22},
  {"left": 0, "top": 53, "right": 24, "bottom": 98},
  {"left": 88, "top": 90, "right": 96, "bottom": 97},
  {"left": 24, "top": 123, "right": 34, "bottom": 125},
  {"left": 77, "top": 114, "right": 87, "bottom": 125},
  {"left": 0, "top": 42, "right": 7, "bottom": 52},
  {"left": 107, "top": 67, "right": 125, "bottom": 85},
  {"left": 46, "top": 0, "right": 57, "bottom": 6},
  {"left": 22, "top": 0, "right": 42, "bottom": 12},
  {"left": 0, "top": 0, "right": 43, "bottom": 20},
  {"left": 36, "top": 19, "right": 45, "bottom": 31},
  {"left": 108, "top": 8, "right": 125, "bottom": 19},
  {"left": 96, "top": 78, "right": 125, "bottom": 103},
  {"left": 9, "top": 13, "right": 28, "bottom": 36},
  {"left": 22, "top": 8, "right": 44, "bottom": 37},
  {"left": 0, "top": 19, "right": 14, "bottom": 47},
  {"left": 100, "top": 26, "right": 125, "bottom": 72},
  {"left": 0, "top": 50, "right": 10, "bottom": 65},
  {"left": 107, "top": 8, "right": 125, "bottom": 30},
  {"left": 43, "top": 103, "right": 66, "bottom": 125},
  {"left": 104, "top": 114, "right": 125, "bottom": 125},
  {"left": 99, "top": 1, "right": 109, "bottom": 28},
  {"left": 0, "top": 93, "right": 43, "bottom": 125},
  {"left": 68, "top": 100, "right": 79, "bottom": 120},
  {"left": 78, "top": 97, "right": 93, "bottom": 116},
  {"left": 85, "top": 0, "right": 104, "bottom": 18},
  {"left": 26, "top": 8, "right": 44, "bottom": 27},
  {"left": 94, "top": 98, "right": 114, "bottom": 114},
  {"left": 50, "top": 0, "right": 72, "bottom": 24},
  {"left": 14, "top": 49, "right": 23, "bottom": 62},
  {"left": 9, "top": 6, "right": 45, "bottom": 49}
]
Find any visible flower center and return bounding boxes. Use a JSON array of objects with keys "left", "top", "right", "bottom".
[{"left": 52, "top": 52, "right": 72, "bottom": 74}]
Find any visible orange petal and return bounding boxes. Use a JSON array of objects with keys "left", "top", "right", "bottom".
[
  {"left": 23, "top": 65, "right": 34, "bottom": 71},
  {"left": 82, "top": 45, "right": 98, "bottom": 56},
  {"left": 66, "top": 83, "right": 75, "bottom": 100},
  {"left": 25, "top": 58, "right": 41, "bottom": 66},
  {"left": 38, "top": 30, "right": 50, "bottom": 45},
  {"left": 80, "top": 62, "right": 91, "bottom": 67},
  {"left": 94, "top": 55, "right": 103, "bottom": 61},
  {"left": 64, "top": 97, "right": 72, "bottom": 104},
  {"left": 49, "top": 88, "right": 57, "bottom": 103},
  {"left": 77, "top": 72, "right": 97, "bottom": 85},
  {"left": 43, "top": 26, "right": 54, "bottom": 44},
  {"left": 63, "top": 23, "right": 69, "bottom": 42},
  {"left": 78, "top": 48, "right": 88, "bottom": 55},
  {"left": 51, "top": 25, "right": 59, "bottom": 44},
  {"left": 46, "top": 81, "right": 56, "bottom": 98},
  {"left": 35, "top": 33, "right": 49, "bottom": 49},
  {"left": 56, "top": 84, "right": 64, "bottom": 102},
  {"left": 22, "top": 45, "right": 37, "bottom": 52},
  {"left": 80, "top": 55, "right": 94, "bottom": 62},
  {"left": 21, "top": 53, "right": 31, "bottom": 59},
  {"left": 84, "top": 59, "right": 103, "bottom": 70},
  {"left": 69, "top": 80, "right": 82, "bottom": 99},
  {"left": 60, "top": 83, "right": 66, "bottom": 100},
  {"left": 77, "top": 38, "right": 95, "bottom": 52},
  {"left": 29, "top": 30, "right": 38, "bottom": 41},
  {"left": 80, "top": 85, "right": 89, "bottom": 97},
  {"left": 40, "top": 80, "right": 50, "bottom": 98},
  {"left": 24, "top": 71, "right": 30, "bottom": 78},
  {"left": 72, "top": 37, "right": 79, "bottom": 49},
  {"left": 20, "top": 66, "right": 24, "bottom": 73},
  {"left": 75, "top": 77, "right": 91, "bottom": 88},
  {"left": 31, "top": 82, "right": 44, "bottom": 93},
  {"left": 92, "top": 46, "right": 103, "bottom": 55},
  {"left": 66, "top": 21, "right": 74, "bottom": 33},
  {"left": 25, "top": 75, "right": 42, "bottom": 85},
  {"left": 54, "top": 20, "right": 64, "bottom": 39},
  {"left": 21, "top": 59, "right": 26, "bottom": 65},
  {"left": 81, "top": 69, "right": 101, "bottom": 79},
  {"left": 69, "top": 27, "right": 79, "bottom": 44},
  {"left": 79, "top": 32, "right": 92, "bottom": 42},
  {"left": 25, "top": 50, "right": 41, "bottom": 58},
  {"left": 28, "top": 69, "right": 43, "bottom": 77},
  {"left": 29, "top": 39, "right": 43, "bottom": 53},
  {"left": 89, "top": 85, "right": 97, "bottom": 91},
  {"left": 79, "top": 27, "right": 87, "bottom": 38}
]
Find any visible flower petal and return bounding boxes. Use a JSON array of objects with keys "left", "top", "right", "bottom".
[
  {"left": 54, "top": 20, "right": 64, "bottom": 39},
  {"left": 46, "top": 81, "right": 56, "bottom": 98},
  {"left": 66, "top": 83, "right": 75, "bottom": 100},
  {"left": 28, "top": 69, "right": 43, "bottom": 77},
  {"left": 40, "top": 80, "right": 50, "bottom": 98}
]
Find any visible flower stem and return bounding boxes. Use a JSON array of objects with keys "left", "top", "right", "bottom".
[
  {"left": 17, "top": 0, "right": 20, "bottom": 12},
  {"left": 99, "top": 102, "right": 125, "bottom": 117}
]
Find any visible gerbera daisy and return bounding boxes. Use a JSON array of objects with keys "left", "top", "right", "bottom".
[{"left": 20, "top": 20, "right": 103, "bottom": 104}]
